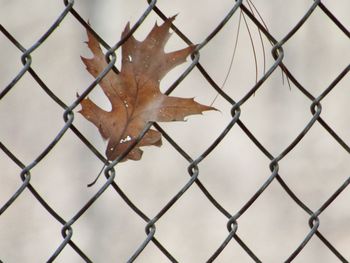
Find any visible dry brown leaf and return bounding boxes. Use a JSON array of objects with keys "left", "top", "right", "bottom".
[{"left": 79, "top": 16, "right": 216, "bottom": 161}]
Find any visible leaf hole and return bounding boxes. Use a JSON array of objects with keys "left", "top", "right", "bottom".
[{"left": 120, "top": 135, "right": 132, "bottom": 143}]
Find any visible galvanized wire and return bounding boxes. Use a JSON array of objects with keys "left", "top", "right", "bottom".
[{"left": 0, "top": 0, "right": 349, "bottom": 262}]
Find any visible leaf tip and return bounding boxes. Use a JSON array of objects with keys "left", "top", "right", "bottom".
[
  {"left": 122, "top": 21, "right": 131, "bottom": 37},
  {"left": 168, "top": 15, "right": 177, "bottom": 23}
]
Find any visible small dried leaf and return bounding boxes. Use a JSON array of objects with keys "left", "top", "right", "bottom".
[{"left": 80, "top": 16, "right": 216, "bottom": 161}]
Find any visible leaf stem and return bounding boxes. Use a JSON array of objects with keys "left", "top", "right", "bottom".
[{"left": 87, "top": 162, "right": 107, "bottom": 187}]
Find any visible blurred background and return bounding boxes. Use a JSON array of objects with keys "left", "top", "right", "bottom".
[{"left": 0, "top": 0, "right": 349, "bottom": 262}]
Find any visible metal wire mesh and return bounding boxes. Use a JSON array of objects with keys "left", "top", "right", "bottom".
[{"left": 1, "top": 0, "right": 349, "bottom": 262}]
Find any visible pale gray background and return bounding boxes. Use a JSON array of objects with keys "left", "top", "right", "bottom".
[{"left": 0, "top": 0, "right": 349, "bottom": 262}]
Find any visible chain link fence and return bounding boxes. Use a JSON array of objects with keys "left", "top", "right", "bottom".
[{"left": 1, "top": 0, "right": 349, "bottom": 262}]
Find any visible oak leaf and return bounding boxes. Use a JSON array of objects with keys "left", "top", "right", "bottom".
[{"left": 79, "top": 16, "right": 215, "bottom": 161}]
